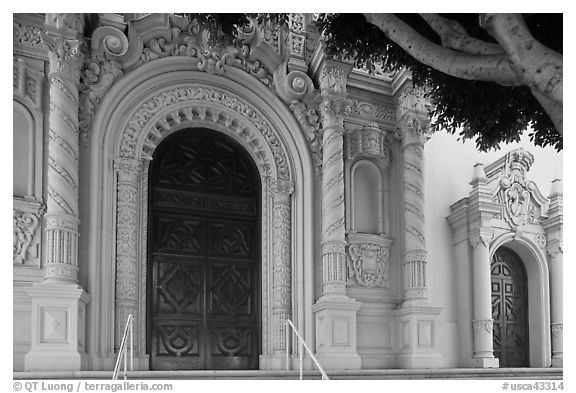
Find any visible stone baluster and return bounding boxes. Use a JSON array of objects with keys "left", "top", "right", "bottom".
[
  {"left": 271, "top": 179, "right": 294, "bottom": 354},
  {"left": 113, "top": 157, "right": 142, "bottom": 351}
]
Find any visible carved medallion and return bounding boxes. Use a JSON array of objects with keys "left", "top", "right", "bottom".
[{"left": 347, "top": 233, "right": 393, "bottom": 288}]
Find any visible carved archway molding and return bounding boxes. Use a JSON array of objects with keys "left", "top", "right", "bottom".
[{"left": 84, "top": 56, "right": 315, "bottom": 369}]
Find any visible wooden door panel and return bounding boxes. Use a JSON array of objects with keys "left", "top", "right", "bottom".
[
  {"left": 491, "top": 247, "right": 529, "bottom": 367},
  {"left": 148, "top": 129, "right": 260, "bottom": 370}
]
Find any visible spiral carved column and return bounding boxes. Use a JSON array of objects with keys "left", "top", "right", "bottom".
[
  {"left": 401, "top": 126, "right": 428, "bottom": 303},
  {"left": 25, "top": 15, "right": 90, "bottom": 371},
  {"left": 311, "top": 71, "right": 361, "bottom": 368},
  {"left": 114, "top": 157, "right": 142, "bottom": 351},
  {"left": 271, "top": 179, "right": 294, "bottom": 354},
  {"left": 319, "top": 98, "right": 348, "bottom": 297},
  {"left": 43, "top": 34, "right": 83, "bottom": 283}
]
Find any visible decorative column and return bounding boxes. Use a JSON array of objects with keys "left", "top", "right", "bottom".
[
  {"left": 270, "top": 178, "right": 294, "bottom": 366},
  {"left": 25, "top": 13, "right": 90, "bottom": 371},
  {"left": 468, "top": 163, "right": 499, "bottom": 367},
  {"left": 400, "top": 121, "right": 428, "bottom": 304},
  {"left": 113, "top": 157, "right": 142, "bottom": 354},
  {"left": 544, "top": 179, "right": 563, "bottom": 367},
  {"left": 394, "top": 85, "right": 442, "bottom": 368},
  {"left": 311, "top": 58, "right": 361, "bottom": 369}
]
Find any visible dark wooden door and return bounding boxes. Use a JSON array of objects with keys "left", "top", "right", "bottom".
[
  {"left": 491, "top": 247, "right": 529, "bottom": 367},
  {"left": 148, "top": 129, "right": 260, "bottom": 370}
]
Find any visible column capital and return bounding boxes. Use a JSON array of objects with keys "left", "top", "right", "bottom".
[
  {"left": 319, "top": 94, "right": 352, "bottom": 128},
  {"left": 546, "top": 242, "right": 563, "bottom": 258},
  {"left": 114, "top": 157, "right": 143, "bottom": 181},
  {"left": 42, "top": 33, "right": 84, "bottom": 77},
  {"left": 469, "top": 229, "right": 493, "bottom": 249}
]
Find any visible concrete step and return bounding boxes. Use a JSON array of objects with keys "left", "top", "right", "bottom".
[{"left": 14, "top": 368, "right": 563, "bottom": 380}]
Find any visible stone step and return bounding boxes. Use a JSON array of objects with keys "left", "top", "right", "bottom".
[{"left": 14, "top": 368, "right": 562, "bottom": 380}]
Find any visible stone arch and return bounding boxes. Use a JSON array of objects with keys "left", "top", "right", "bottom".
[
  {"left": 83, "top": 56, "right": 315, "bottom": 370},
  {"left": 490, "top": 233, "right": 551, "bottom": 367}
]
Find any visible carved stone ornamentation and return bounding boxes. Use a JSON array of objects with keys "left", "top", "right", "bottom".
[
  {"left": 13, "top": 22, "right": 44, "bottom": 48},
  {"left": 347, "top": 234, "right": 393, "bottom": 288},
  {"left": 551, "top": 323, "right": 563, "bottom": 338},
  {"left": 114, "top": 157, "right": 142, "bottom": 349},
  {"left": 346, "top": 125, "right": 390, "bottom": 166},
  {"left": 13, "top": 57, "right": 44, "bottom": 107},
  {"left": 79, "top": 59, "right": 124, "bottom": 143},
  {"left": 498, "top": 149, "right": 536, "bottom": 228},
  {"left": 289, "top": 101, "right": 322, "bottom": 172},
  {"left": 472, "top": 319, "right": 494, "bottom": 335},
  {"left": 119, "top": 86, "right": 290, "bottom": 180},
  {"left": 536, "top": 233, "right": 547, "bottom": 249},
  {"left": 42, "top": 34, "right": 83, "bottom": 76},
  {"left": 13, "top": 206, "right": 45, "bottom": 264},
  {"left": 349, "top": 99, "right": 395, "bottom": 123},
  {"left": 271, "top": 178, "right": 294, "bottom": 352},
  {"left": 320, "top": 67, "right": 346, "bottom": 94}
]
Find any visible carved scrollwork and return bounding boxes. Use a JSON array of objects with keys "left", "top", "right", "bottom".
[
  {"left": 13, "top": 207, "right": 45, "bottom": 264},
  {"left": 13, "top": 22, "right": 43, "bottom": 48}
]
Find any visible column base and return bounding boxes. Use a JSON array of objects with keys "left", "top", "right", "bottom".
[
  {"left": 394, "top": 303, "right": 444, "bottom": 369},
  {"left": 313, "top": 294, "right": 361, "bottom": 370},
  {"left": 551, "top": 356, "right": 563, "bottom": 368},
  {"left": 24, "top": 281, "right": 90, "bottom": 371},
  {"left": 471, "top": 356, "right": 500, "bottom": 368}
]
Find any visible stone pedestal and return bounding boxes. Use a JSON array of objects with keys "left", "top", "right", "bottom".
[
  {"left": 395, "top": 305, "right": 443, "bottom": 368},
  {"left": 313, "top": 295, "right": 362, "bottom": 369},
  {"left": 25, "top": 283, "right": 90, "bottom": 371}
]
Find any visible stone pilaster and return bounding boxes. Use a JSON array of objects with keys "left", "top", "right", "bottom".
[
  {"left": 311, "top": 59, "right": 361, "bottom": 369},
  {"left": 270, "top": 179, "right": 294, "bottom": 357},
  {"left": 113, "top": 157, "right": 142, "bottom": 352},
  {"left": 25, "top": 13, "right": 90, "bottom": 371},
  {"left": 544, "top": 179, "right": 563, "bottom": 367}
]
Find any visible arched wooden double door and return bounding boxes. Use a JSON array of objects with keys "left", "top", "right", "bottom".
[
  {"left": 147, "top": 128, "right": 261, "bottom": 370},
  {"left": 491, "top": 247, "right": 529, "bottom": 367}
]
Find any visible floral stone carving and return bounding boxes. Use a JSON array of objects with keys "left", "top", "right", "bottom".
[{"left": 347, "top": 233, "right": 393, "bottom": 288}]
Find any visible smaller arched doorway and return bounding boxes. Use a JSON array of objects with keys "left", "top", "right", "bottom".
[
  {"left": 491, "top": 246, "right": 529, "bottom": 367},
  {"left": 147, "top": 128, "right": 261, "bottom": 370}
]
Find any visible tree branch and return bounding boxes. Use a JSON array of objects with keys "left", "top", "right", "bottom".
[
  {"left": 481, "top": 13, "right": 562, "bottom": 105},
  {"left": 532, "top": 89, "right": 563, "bottom": 136},
  {"left": 363, "top": 13, "right": 520, "bottom": 86},
  {"left": 419, "top": 13, "right": 505, "bottom": 55}
]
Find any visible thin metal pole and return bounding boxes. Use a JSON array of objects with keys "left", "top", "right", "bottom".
[
  {"left": 129, "top": 315, "right": 134, "bottom": 372},
  {"left": 123, "top": 337, "right": 127, "bottom": 380},
  {"left": 285, "top": 321, "right": 290, "bottom": 370},
  {"left": 299, "top": 340, "right": 303, "bottom": 380}
]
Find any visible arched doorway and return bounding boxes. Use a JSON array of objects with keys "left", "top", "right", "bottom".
[
  {"left": 491, "top": 246, "right": 529, "bottom": 367},
  {"left": 147, "top": 128, "right": 261, "bottom": 370}
]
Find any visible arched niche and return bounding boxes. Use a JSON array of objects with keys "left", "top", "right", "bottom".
[
  {"left": 350, "top": 160, "right": 383, "bottom": 234},
  {"left": 13, "top": 101, "right": 34, "bottom": 198}
]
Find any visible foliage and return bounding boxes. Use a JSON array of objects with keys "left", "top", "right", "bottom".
[{"left": 316, "top": 13, "right": 562, "bottom": 151}]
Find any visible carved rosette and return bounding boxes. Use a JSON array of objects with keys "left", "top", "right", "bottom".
[
  {"left": 14, "top": 22, "right": 44, "bottom": 48},
  {"left": 271, "top": 178, "right": 294, "bottom": 352},
  {"left": 13, "top": 206, "right": 45, "bottom": 264},
  {"left": 347, "top": 234, "right": 393, "bottom": 288},
  {"left": 114, "top": 157, "right": 142, "bottom": 349}
]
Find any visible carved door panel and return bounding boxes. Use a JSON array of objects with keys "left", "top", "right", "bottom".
[
  {"left": 491, "top": 247, "right": 529, "bottom": 367},
  {"left": 148, "top": 129, "right": 260, "bottom": 370}
]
